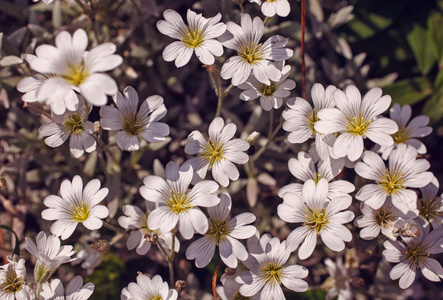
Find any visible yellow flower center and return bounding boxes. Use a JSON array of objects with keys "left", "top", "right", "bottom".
[
  {"left": 3, "top": 271, "right": 25, "bottom": 294},
  {"left": 64, "top": 113, "right": 85, "bottom": 135},
  {"left": 200, "top": 139, "right": 224, "bottom": 169},
  {"left": 207, "top": 218, "right": 230, "bottom": 245},
  {"left": 238, "top": 43, "right": 263, "bottom": 64},
  {"left": 181, "top": 28, "right": 204, "bottom": 48},
  {"left": 167, "top": 192, "right": 192, "bottom": 214},
  {"left": 345, "top": 113, "right": 372, "bottom": 136},
  {"left": 392, "top": 129, "right": 409, "bottom": 144},
  {"left": 308, "top": 110, "right": 319, "bottom": 134},
  {"left": 259, "top": 83, "right": 277, "bottom": 96},
  {"left": 377, "top": 170, "right": 405, "bottom": 195},
  {"left": 374, "top": 206, "right": 395, "bottom": 227},
  {"left": 150, "top": 296, "right": 163, "bottom": 300},
  {"left": 405, "top": 243, "right": 429, "bottom": 266},
  {"left": 261, "top": 262, "right": 283, "bottom": 284},
  {"left": 419, "top": 197, "right": 441, "bottom": 224},
  {"left": 305, "top": 207, "right": 328, "bottom": 233},
  {"left": 122, "top": 116, "right": 144, "bottom": 136},
  {"left": 71, "top": 201, "right": 90, "bottom": 222},
  {"left": 64, "top": 63, "right": 89, "bottom": 86}
]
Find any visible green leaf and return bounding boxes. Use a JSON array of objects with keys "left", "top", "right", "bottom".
[
  {"left": 406, "top": 24, "right": 435, "bottom": 75},
  {"left": 428, "top": 12, "right": 443, "bottom": 67},
  {"left": 0, "top": 225, "right": 20, "bottom": 256},
  {"left": 422, "top": 93, "right": 443, "bottom": 123},
  {"left": 434, "top": 69, "right": 443, "bottom": 91},
  {"left": 383, "top": 77, "right": 432, "bottom": 105}
]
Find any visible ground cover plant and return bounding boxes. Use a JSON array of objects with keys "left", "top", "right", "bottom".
[{"left": 1, "top": 0, "right": 443, "bottom": 299}]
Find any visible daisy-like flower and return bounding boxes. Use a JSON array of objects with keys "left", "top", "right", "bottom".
[
  {"left": 277, "top": 179, "right": 354, "bottom": 259},
  {"left": 376, "top": 103, "right": 432, "bottom": 160},
  {"left": 41, "top": 175, "right": 109, "bottom": 240},
  {"left": 382, "top": 226, "right": 443, "bottom": 289},
  {"left": 40, "top": 96, "right": 96, "bottom": 158},
  {"left": 18, "top": 28, "right": 122, "bottom": 114},
  {"left": 219, "top": 13, "right": 293, "bottom": 86},
  {"left": 100, "top": 86, "right": 169, "bottom": 152},
  {"left": 354, "top": 199, "right": 418, "bottom": 241},
  {"left": 184, "top": 117, "right": 249, "bottom": 187},
  {"left": 40, "top": 276, "right": 94, "bottom": 300},
  {"left": 354, "top": 144, "right": 433, "bottom": 214},
  {"left": 278, "top": 151, "right": 354, "bottom": 201},
  {"left": 25, "top": 231, "right": 76, "bottom": 284},
  {"left": 314, "top": 85, "right": 398, "bottom": 162},
  {"left": 261, "top": 0, "right": 291, "bottom": 17},
  {"left": 118, "top": 201, "right": 180, "bottom": 256},
  {"left": 217, "top": 275, "right": 248, "bottom": 300},
  {"left": 417, "top": 176, "right": 443, "bottom": 229},
  {"left": 238, "top": 62, "right": 296, "bottom": 111},
  {"left": 140, "top": 161, "right": 219, "bottom": 240},
  {"left": 0, "top": 257, "right": 35, "bottom": 300},
  {"left": 236, "top": 237, "right": 309, "bottom": 299},
  {"left": 282, "top": 83, "right": 337, "bottom": 161},
  {"left": 156, "top": 9, "right": 226, "bottom": 67},
  {"left": 121, "top": 274, "right": 177, "bottom": 300},
  {"left": 323, "top": 256, "right": 352, "bottom": 300},
  {"left": 186, "top": 193, "right": 256, "bottom": 268}
]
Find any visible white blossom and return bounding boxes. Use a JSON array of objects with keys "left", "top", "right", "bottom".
[
  {"left": 0, "top": 257, "right": 34, "bottom": 300},
  {"left": 157, "top": 9, "right": 226, "bottom": 67},
  {"left": 121, "top": 274, "right": 177, "bottom": 300},
  {"left": 40, "top": 276, "right": 94, "bottom": 300},
  {"left": 261, "top": 0, "right": 291, "bottom": 17}
]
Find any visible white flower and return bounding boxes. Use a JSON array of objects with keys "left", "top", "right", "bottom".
[
  {"left": 219, "top": 14, "right": 293, "bottom": 86},
  {"left": 33, "top": 0, "right": 53, "bottom": 4},
  {"left": 42, "top": 175, "right": 109, "bottom": 240},
  {"left": 0, "top": 257, "right": 35, "bottom": 300},
  {"left": 121, "top": 274, "right": 177, "bottom": 300},
  {"left": 40, "top": 276, "right": 94, "bottom": 300},
  {"left": 282, "top": 83, "right": 337, "bottom": 161},
  {"left": 261, "top": 0, "right": 291, "bottom": 17},
  {"left": 186, "top": 193, "right": 256, "bottom": 268},
  {"left": 314, "top": 85, "right": 398, "bottom": 161},
  {"left": 236, "top": 237, "right": 309, "bottom": 299},
  {"left": 25, "top": 231, "right": 76, "bottom": 283},
  {"left": 324, "top": 256, "right": 352, "bottom": 300},
  {"left": 100, "top": 86, "right": 169, "bottom": 152},
  {"left": 355, "top": 145, "right": 433, "bottom": 214},
  {"left": 376, "top": 103, "right": 432, "bottom": 160},
  {"left": 118, "top": 202, "right": 179, "bottom": 256},
  {"left": 18, "top": 28, "right": 122, "bottom": 114},
  {"left": 417, "top": 176, "right": 443, "bottom": 229},
  {"left": 355, "top": 201, "right": 406, "bottom": 241},
  {"left": 278, "top": 151, "right": 354, "bottom": 202},
  {"left": 278, "top": 179, "right": 354, "bottom": 259},
  {"left": 184, "top": 117, "right": 249, "bottom": 187},
  {"left": 238, "top": 62, "right": 296, "bottom": 111},
  {"left": 382, "top": 226, "right": 443, "bottom": 289},
  {"left": 156, "top": 9, "right": 226, "bottom": 67},
  {"left": 140, "top": 161, "right": 219, "bottom": 239},
  {"left": 40, "top": 96, "right": 96, "bottom": 158}
]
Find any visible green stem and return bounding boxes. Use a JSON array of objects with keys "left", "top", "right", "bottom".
[
  {"left": 268, "top": 109, "right": 274, "bottom": 139},
  {"left": 252, "top": 115, "right": 284, "bottom": 161},
  {"left": 239, "top": 2, "right": 245, "bottom": 13},
  {"left": 35, "top": 282, "right": 42, "bottom": 300},
  {"left": 102, "top": 220, "right": 124, "bottom": 234},
  {"left": 168, "top": 231, "right": 176, "bottom": 286},
  {"left": 264, "top": 16, "right": 272, "bottom": 26}
]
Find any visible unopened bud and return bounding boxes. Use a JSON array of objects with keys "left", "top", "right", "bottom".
[
  {"left": 394, "top": 222, "right": 420, "bottom": 238},
  {"left": 94, "top": 121, "right": 101, "bottom": 133},
  {"left": 245, "top": 131, "right": 260, "bottom": 146},
  {"left": 0, "top": 177, "right": 6, "bottom": 189},
  {"left": 175, "top": 280, "right": 186, "bottom": 291},
  {"left": 144, "top": 231, "right": 159, "bottom": 243},
  {"left": 224, "top": 267, "right": 236, "bottom": 276},
  {"left": 91, "top": 240, "right": 110, "bottom": 252},
  {"left": 23, "top": 102, "right": 44, "bottom": 116}
]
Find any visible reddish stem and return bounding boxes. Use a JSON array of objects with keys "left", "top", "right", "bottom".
[
  {"left": 212, "top": 261, "right": 222, "bottom": 300},
  {"left": 0, "top": 229, "right": 7, "bottom": 263},
  {"left": 301, "top": 0, "right": 307, "bottom": 99}
]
